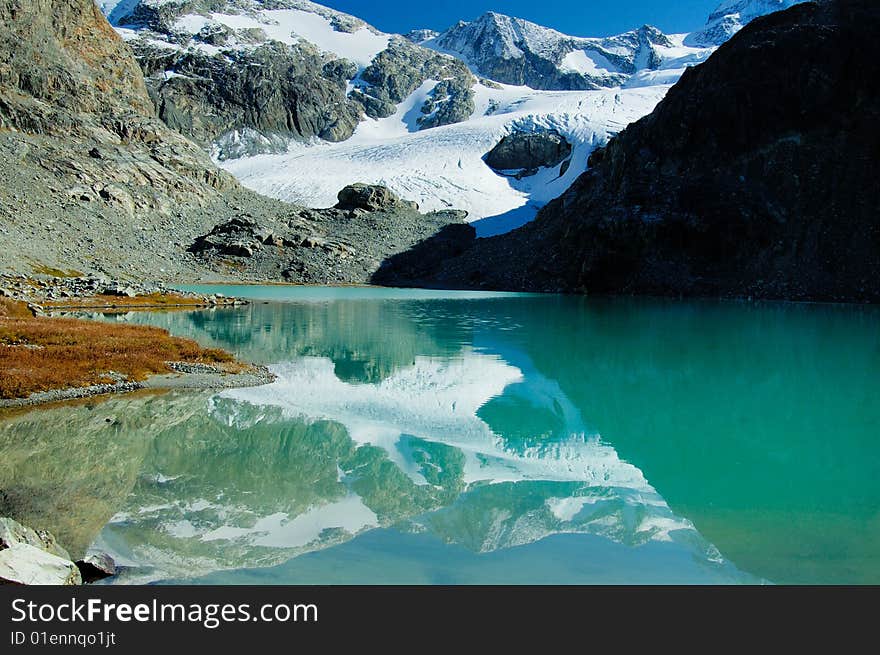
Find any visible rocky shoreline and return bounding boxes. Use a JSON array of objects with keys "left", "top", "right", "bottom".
[{"left": 0, "top": 273, "right": 243, "bottom": 311}]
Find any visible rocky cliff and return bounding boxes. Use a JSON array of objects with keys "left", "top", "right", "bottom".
[
  {"left": 382, "top": 0, "right": 880, "bottom": 304},
  {"left": 0, "top": 0, "right": 463, "bottom": 283},
  {"left": 0, "top": 0, "right": 261, "bottom": 278}
]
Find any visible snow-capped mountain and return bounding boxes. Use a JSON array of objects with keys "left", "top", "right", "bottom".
[
  {"left": 686, "top": 0, "right": 809, "bottom": 46},
  {"left": 420, "top": 12, "right": 698, "bottom": 91},
  {"left": 97, "top": 0, "right": 475, "bottom": 158},
  {"left": 95, "top": 0, "right": 809, "bottom": 237}
]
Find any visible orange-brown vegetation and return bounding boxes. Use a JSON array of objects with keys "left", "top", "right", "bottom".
[
  {"left": 0, "top": 298, "right": 241, "bottom": 399},
  {"left": 41, "top": 292, "right": 228, "bottom": 311}
]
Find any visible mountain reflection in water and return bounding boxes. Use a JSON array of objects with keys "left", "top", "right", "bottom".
[{"left": 4, "top": 287, "right": 878, "bottom": 584}]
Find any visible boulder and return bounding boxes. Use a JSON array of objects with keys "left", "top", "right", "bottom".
[
  {"left": 0, "top": 517, "right": 81, "bottom": 585},
  {"left": 101, "top": 283, "right": 137, "bottom": 297},
  {"left": 76, "top": 552, "right": 117, "bottom": 583},
  {"left": 0, "top": 543, "right": 82, "bottom": 585},
  {"left": 336, "top": 184, "right": 405, "bottom": 212}
]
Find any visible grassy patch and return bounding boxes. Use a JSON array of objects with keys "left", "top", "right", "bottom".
[
  {"left": 41, "top": 292, "right": 222, "bottom": 310},
  {"left": 0, "top": 299, "right": 244, "bottom": 399},
  {"left": 30, "top": 264, "right": 85, "bottom": 278},
  {"left": 0, "top": 298, "right": 34, "bottom": 319}
]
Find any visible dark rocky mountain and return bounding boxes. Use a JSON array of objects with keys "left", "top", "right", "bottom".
[{"left": 378, "top": 0, "right": 880, "bottom": 303}]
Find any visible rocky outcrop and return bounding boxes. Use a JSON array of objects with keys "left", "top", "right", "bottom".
[
  {"left": 189, "top": 185, "right": 469, "bottom": 285},
  {"left": 384, "top": 0, "right": 880, "bottom": 303},
  {"left": 0, "top": 517, "right": 81, "bottom": 585},
  {"left": 0, "top": 0, "right": 302, "bottom": 280},
  {"left": 190, "top": 217, "right": 288, "bottom": 258},
  {"left": 352, "top": 36, "right": 475, "bottom": 129},
  {"left": 484, "top": 131, "right": 572, "bottom": 178},
  {"left": 133, "top": 40, "right": 363, "bottom": 156}
]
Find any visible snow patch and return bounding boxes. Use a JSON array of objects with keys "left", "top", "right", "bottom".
[
  {"left": 560, "top": 50, "right": 617, "bottom": 76},
  {"left": 200, "top": 496, "right": 378, "bottom": 548},
  {"left": 353, "top": 80, "right": 440, "bottom": 139}
]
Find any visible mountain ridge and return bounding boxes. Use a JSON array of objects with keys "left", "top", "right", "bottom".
[{"left": 421, "top": 11, "right": 685, "bottom": 91}]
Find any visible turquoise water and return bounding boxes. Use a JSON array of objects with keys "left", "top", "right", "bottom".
[{"left": 4, "top": 286, "right": 879, "bottom": 584}]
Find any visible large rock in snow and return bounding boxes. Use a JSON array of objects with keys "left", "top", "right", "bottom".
[{"left": 484, "top": 131, "right": 572, "bottom": 177}]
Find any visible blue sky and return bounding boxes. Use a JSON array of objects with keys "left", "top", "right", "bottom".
[{"left": 325, "top": 1, "right": 722, "bottom": 38}]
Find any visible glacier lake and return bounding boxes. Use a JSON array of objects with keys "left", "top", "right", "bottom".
[{"left": 2, "top": 286, "right": 879, "bottom": 584}]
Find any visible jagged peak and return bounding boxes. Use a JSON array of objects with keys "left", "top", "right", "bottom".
[
  {"left": 708, "top": 0, "right": 805, "bottom": 23},
  {"left": 688, "top": 0, "right": 809, "bottom": 46}
]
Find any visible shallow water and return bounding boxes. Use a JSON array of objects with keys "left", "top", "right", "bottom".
[{"left": 2, "top": 286, "right": 878, "bottom": 584}]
